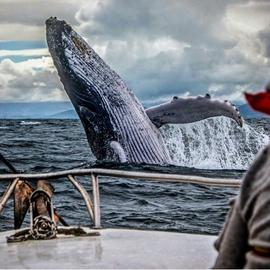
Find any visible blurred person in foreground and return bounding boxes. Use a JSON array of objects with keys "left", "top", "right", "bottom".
[{"left": 214, "top": 83, "right": 270, "bottom": 268}]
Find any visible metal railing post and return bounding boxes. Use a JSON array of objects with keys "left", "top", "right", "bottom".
[
  {"left": 67, "top": 175, "right": 94, "bottom": 224},
  {"left": 91, "top": 173, "right": 101, "bottom": 229},
  {"left": 0, "top": 178, "right": 20, "bottom": 214}
]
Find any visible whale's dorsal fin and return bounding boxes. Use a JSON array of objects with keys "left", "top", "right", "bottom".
[{"left": 146, "top": 95, "right": 243, "bottom": 128}]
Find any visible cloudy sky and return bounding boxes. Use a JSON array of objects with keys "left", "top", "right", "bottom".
[{"left": 0, "top": 0, "right": 270, "bottom": 105}]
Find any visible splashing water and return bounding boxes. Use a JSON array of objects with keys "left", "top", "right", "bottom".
[
  {"left": 20, "top": 121, "right": 41, "bottom": 126},
  {"left": 161, "top": 117, "right": 269, "bottom": 169}
]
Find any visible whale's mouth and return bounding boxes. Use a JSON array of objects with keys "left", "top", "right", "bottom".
[
  {"left": 46, "top": 17, "right": 71, "bottom": 35},
  {"left": 46, "top": 16, "right": 63, "bottom": 28},
  {"left": 46, "top": 17, "right": 68, "bottom": 72},
  {"left": 46, "top": 17, "right": 92, "bottom": 60}
]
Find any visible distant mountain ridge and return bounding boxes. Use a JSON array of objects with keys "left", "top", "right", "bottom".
[
  {"left": 237, "top": 104, "right": 269, "bottom": 119},
  {"left": 0, "top": 102, "right": 78, "bottom": 119},
  {"left": 0, "top": 102, "right": 267, "bottom": 119},
  {"left": 50, "top": 109, "right": 78, "bottom": 119}
]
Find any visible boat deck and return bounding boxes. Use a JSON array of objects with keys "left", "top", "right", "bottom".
[{"left": 0, "top": 228, "right": 217, "bottom": 269}]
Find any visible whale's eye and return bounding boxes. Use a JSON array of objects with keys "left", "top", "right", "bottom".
[{"left": 173, "top": 96, "right": 178, "bottom": 100}]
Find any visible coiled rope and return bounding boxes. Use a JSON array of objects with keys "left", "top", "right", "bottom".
[
  {"left": 31, "top": 215, "right": 57, "bottom": 240},
  {"left": 6, "top": 215, "right": 57, "bottom": 243}
]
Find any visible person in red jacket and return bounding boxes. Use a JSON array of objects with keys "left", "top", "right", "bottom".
[{"left": 214, "top": 83, "right": 270, "bottom": 268}]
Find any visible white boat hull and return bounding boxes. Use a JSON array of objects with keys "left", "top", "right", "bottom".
[{"left": 0, "top": 228, "right": 217, "bottom": 269}]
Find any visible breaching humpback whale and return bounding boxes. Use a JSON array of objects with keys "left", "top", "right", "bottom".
[{"left": 46, "top": 17, "right": 243, "bottom": 165}]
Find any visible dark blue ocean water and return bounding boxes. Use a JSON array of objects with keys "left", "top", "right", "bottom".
[{"left": 0, "top": 119, "right": 246, "bottom": 234}]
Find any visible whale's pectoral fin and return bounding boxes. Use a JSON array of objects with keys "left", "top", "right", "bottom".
[
  {"left": 146, "top": 94, "right": 243, "bottom": 128},
  {"left": 109, "top": 141, "right": 127, "bottom": 163},
  {"left": 14, "top": 180, "right": 33, "bottom": 229}
]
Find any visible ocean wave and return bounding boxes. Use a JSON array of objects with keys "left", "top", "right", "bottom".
[
  {"left": 0, "top": 118, "right": 249, "bottom": 234},
  {"left": 20, "top": 121, "right": 41, "bottom": 126}
]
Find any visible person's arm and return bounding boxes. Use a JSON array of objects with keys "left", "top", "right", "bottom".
[
  {"left": 244, "top": 183, "right": 270, "bottom": 268},
  {"left": 213, "top": 198, "right": 248, "bottom": 269}
]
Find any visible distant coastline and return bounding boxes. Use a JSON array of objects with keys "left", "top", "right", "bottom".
[
  {"left": 0, "top": 102, "right": 78, "bottom": 119},
  {"left": 0, "top": 102, "right": 268, "bottom": 119}
]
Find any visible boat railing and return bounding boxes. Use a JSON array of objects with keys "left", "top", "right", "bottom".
[{"left": 0, "top": 168, "right": 241, "bottom": 229}]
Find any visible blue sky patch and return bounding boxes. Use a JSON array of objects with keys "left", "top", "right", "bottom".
[
  {"left": 0, "top": 40, "right": 46, "bottom": 51},
  {"left": 0, "top": 55, "right": 44, "bottom": 63}
]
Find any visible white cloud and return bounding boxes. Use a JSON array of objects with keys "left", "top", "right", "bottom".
[
  {"left": 0, "top": 48, "right": 49, "bottom": 57},
  {"left": 0, "top": 0, "right": 270, "bottom": 103},
  {"left": 0, "top": 0, "right": 84, "bottom": 40},
  {"left": 75, "top": 0, "right": 270, "bottom": 104},
  {"left": 0, "top": 23, "right": 44, "bottom": 41},
  {"left": 226, "top": 1, "right": 270, "bottom": 33},
  {"left": 0, "top": 58, "right": 66, "bottom": 102}
]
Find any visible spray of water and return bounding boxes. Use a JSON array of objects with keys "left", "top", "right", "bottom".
[{"left": 161, "top": 117, "right": 269, "bottom": 169}]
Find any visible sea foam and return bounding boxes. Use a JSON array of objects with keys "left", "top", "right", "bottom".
[
  {"left": 161, "top": 117, "right": 269, "bottom": 170},
  {"left": 20, "top": 121, "right": 41, "bottom": 126}
]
